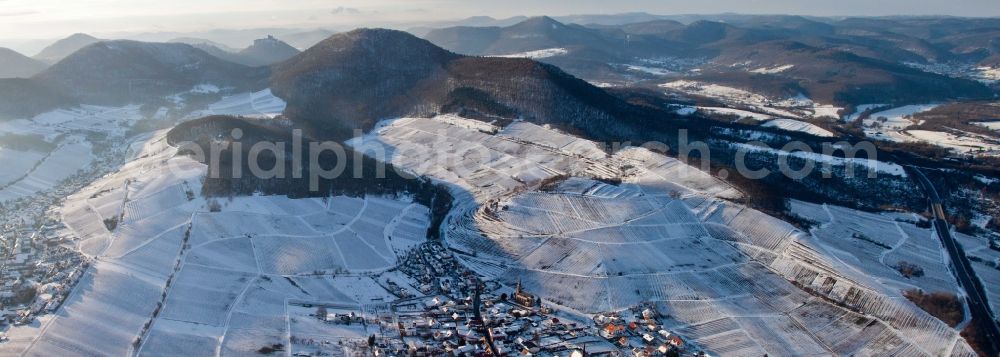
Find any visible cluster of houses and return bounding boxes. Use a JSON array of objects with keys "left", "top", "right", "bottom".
[
  {"left": 354, "top": 291, "right": 593, "bottom": 356},
  {"left": 0, "top": 139, "right": 141, "bottom": 334},
  {"left": 0, "top": 197, "right": 88, "bottom": 328},
  {"left": 593, "top": 307, "right": 704, "bottom": 357},
  {"left": 330, "top": 243, "right": 708, "bottom": 356},
  {"left": 303, "top": 282, "right": 705, "bottom": 356},
  {"left": 397, "top": 243, "right": 481, "bottom": 297}
]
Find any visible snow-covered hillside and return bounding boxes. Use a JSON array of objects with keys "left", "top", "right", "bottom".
[
  {"left": 349, "top": 114, "right": 971, "bottom": 356},
  {"left": 0, "top": 130, "right": 430, "bottom": 356},
  {"left": 200, "top": 88, "right": 286, "bottom": 118},
  {"left": 761, "top": 118, "right": 834, "bottom": 137}
]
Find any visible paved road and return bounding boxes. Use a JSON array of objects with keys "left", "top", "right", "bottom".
[{"left": 910, "top": 168, "right": 1000, "bottom": 353}]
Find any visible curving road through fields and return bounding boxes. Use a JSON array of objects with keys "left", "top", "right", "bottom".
[{"left": 910, "top": 167, "right": 1000, "bottom": 354}]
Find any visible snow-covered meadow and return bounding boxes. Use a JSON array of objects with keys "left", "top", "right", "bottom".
[
  {"left": 905, "top": 129, "right": 1000, "bottom": 154},
  {"left": 863, "top": 104, "right": 939, "bottom": 130},
  {"left": 973, "top": 121, "right": 1000, "bottom": 131},
  {"left": 851, "top": 103, "right": 1000, "bottom": 156}
]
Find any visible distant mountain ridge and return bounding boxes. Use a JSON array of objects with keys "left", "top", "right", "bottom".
[
  {"left": 425, "top": 16, "right": 607, "bottom": 55},
  {"left": 423, "top": 16, "right": 685, "bottom": 82},
  {"left": 33, "top": 33, "right": 101, "bottom": 64},
  {"left": 178, "top": 36, "right": 301, "bottom": 67},
  {"left": 236, "top": 36, "right": 301, "bottom": 66},
  {"left": 696, "top": 40, "right": 992, "bottom": 105},
  {"left": 169, "top": 37, "right": 239, "bottom": 52},
  {"left": 278, "top": 29, "right": 338, "bottom": 50},
  {"left": 34, "top": 40, "right": 268, "bottom": 104},
  {"left": 424, "top": 16, "right": 996, "bottom": 105},
  {"left": 0, "top": 48, "right": 48, "bottom": 78},
  {"left": 8, "top": 16, "right": 997, "bottom": 121}
]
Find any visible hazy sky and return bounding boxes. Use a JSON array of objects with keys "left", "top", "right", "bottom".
[{"left": 1, "top": 0, "right": 998, "bottom": 41}]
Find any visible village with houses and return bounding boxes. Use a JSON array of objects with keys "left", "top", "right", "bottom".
[
  {"left": 0, "top": 112, "right": 141, "bottom": 339},
  {"left": 289, "top": 241, "right": 706, "bottom": 357},
  {"left": 0, "top": 177, "right": 91, "bottom": 330}
]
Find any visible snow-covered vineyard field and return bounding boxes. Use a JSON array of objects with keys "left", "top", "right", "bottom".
[
  {"left": 790, "top": 200, "right": 960, "bottom": 295},
  {"left": 0, "top": 130, "right": 430, "bottom": 356},
  {"left": 199, "top": 88, "right": 287, "bottom": 119},
  {"left": 762, "top": 118, "right": 834, "bottom": 137},
  {"left": 350, "top": 115, "right": 977, "bottom": 356}
]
